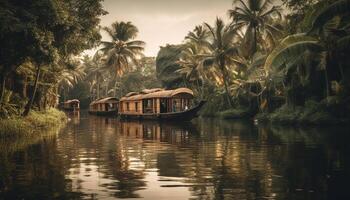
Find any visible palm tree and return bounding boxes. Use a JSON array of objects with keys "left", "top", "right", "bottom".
[
  {"left": 177, "top": 44, "right": 205, "bottom": 97},
  {"left": 228, "top": 0, "right": 282, "bottom": 56},
  {"left": 98, "top": 21, "right": 145, "bottom": 96},
  {"left": 185, "top": 25, "right": 211, "bottom": 51},
  {"left": 176, "top": 26, "right": 213, "bottom": 97},
  {"left": 84, "top": 54, "right": 105, "bottom": 100},
  {"left": 58, "top": 61, "right": 86, "bottom": 102},
  {"left": 203, "top": 18, "right": 240, "bottom": 107},
  {"left": 100, "top": 21, "right": 145, "bottom": 75},
  {"left": 264, "top": 0, "right": 350, "bottom": 103}
]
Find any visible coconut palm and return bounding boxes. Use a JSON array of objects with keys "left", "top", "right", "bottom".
[
  {"left": 84, "top": 54, "right": 106, "bottom": 100},
  {"left": 99, "top": 21, "right": 145, "bottom": 76},
  {"left": 185, "top": 25, "right": 211, "bottom": 51},
  {"left": 228, "top": 0, "right": 282, "bottom": 56},
  {"left": 176, "top": 44, "right": 205, "bottom": 96},
  {"left": 202, "top": 18, "right": 240, "bottom": 107},
  {"left": 58, "top": 62, "right": 86, "bottom": 101},
  {"left": 98, "top": 21, "right": 145, "bottom": 96}
]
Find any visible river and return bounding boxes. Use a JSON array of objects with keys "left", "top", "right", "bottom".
[{"left": 0, "top": 112, "right": 349, "bottom": 199}]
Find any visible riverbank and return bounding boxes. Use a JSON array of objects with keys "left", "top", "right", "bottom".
[
  {"left": 0, "top": 108, "right": 67, "bottom": 138},
  {"left": 200, "top": 99, "right": 349, "bottom": 125}
]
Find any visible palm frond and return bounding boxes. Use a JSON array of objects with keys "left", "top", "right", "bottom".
[{"left": 310, "top": 0, "right": 350, "bottom": 33}]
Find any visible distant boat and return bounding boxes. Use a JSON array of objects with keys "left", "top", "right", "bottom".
[
  {"left": 89, "top": 97, "right": 119, "bottom": 116},
  {"left": 118, "top": 88, "right": 206, "bottom": 121},
  {"left": 63, "top": 99, "right": 80, "bottom": 111}
]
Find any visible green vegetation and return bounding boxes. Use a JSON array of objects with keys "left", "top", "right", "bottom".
[
  {"left": 156, "top": 0, "right": 350, "bottom": 124},
  {"left": 64, "top": 21, "right": 159, "bottom": 108},
  {"left": 1, "top": 0, "right": 349, "bottom": 125},
  {"left": 0, "top": 108, "right": 67, "bottom": 138},
  {"left": 0, "top": 0, "right": 106, "bottom": 116},
  {"left": 218, "top": 107, "right": 255, "bottom": 119}
]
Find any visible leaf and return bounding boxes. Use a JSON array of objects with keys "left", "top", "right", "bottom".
[
  {"left": 264, "top": 33, "right": 319, "bottom": 71},
  {"left": 310, "top": 0, "right": 350, "bottom": 33},
  {"left": 273, "top": 41, "right": 323, "bottom": 73}
]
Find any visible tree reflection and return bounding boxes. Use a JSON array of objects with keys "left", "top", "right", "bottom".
[{"left": 1, "top": 115, "right": 350, "bottom": 199}]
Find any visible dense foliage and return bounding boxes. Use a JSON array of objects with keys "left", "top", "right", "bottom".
[
  {"left": 1, "top": 0, "right": 349, "bottom": 124},
  {"left": 156, "top": 0, "right": 350, "bottom": 123},
  {"left": 0, "top": 0, "right": 106, "bottom": 117}
]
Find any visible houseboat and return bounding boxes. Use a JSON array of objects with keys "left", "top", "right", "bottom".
[
  {"left": 63, "top": 99, "right": 80, "bottom": 111},
  {"left": 89, "top": 97, "right": 119, "bottom": 116},
  {"left": 118, "top": 88, "right": 206, "bottom": 120}
]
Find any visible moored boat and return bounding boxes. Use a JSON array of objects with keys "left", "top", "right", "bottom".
[
  {"left": 89, "top": 97, "right": 119, "bottom": 116},
  {"left": 118, "top": 88, "right": 205, "bottom": 121},
  {"left": 63, "top": 99, "right": 80, "bottom": 111}
]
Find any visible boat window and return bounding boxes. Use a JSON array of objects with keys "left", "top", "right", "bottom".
[
  {"left": 126, "top": 102, "right": 130, "bottom": 111},
  {"left": 135, "top": 102, "right": 139, "bottom": 112},
  {"left": 143, "top": 99, "right": 154, "bottom": 113}
]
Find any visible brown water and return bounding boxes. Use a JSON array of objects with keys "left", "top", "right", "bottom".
[{"left": 0, "top": 112, "right": 349, "bottom": 200}]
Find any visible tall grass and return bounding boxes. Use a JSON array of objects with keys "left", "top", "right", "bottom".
[{"left": 0, "top": 108, "right": 67, "bottom": 138}]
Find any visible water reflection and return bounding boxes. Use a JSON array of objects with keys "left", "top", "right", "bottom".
[{"left": 0, "top": 114, "right": 350, "bottom": 199}]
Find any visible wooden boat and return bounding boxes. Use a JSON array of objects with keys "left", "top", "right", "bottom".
[
  {"left": 118, "top": 88, "right": 206, "bottom": 121},
  {"left": 88, "top": 97, "right": 119, "bottom": 116},
  {"left": 63, "top": 99, "right": 80, "bottom": 111}
]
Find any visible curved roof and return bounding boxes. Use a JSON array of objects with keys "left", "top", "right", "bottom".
[
  {"left": 125, "top": 92, "right": 138, "bottom": 97},
  {"left": 120, "top": 88, "right": 193, "bottom": 101},
  {"left": 140, "top": 88, "right": 164, "bottom": 94},
  {"left": 65, "top": 99, "right": 80, "bottom": 104},
  {"left": 90, "top": 97, "right": 119, "bottom": 105}
]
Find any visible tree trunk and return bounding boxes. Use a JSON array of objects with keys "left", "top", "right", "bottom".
[
  {"left": 22, "top": 76, "right": 28, "bottom": 98},
  {"left": 220, "top": 59, "right": 233, "bottom": 108},
  {"left": 23, "top": 65, "right": 41, "bottom": 116},
  {"left": 324, "top": 67, "right": 330, "bottom": 98},
  {"left": 0, "top": 70, "right": 8, "bottom": 107},
  {"left": 105, "top": 83, "right": 108, "bottom": 96},
  {"left": 97, "top": 83, "right": 100, "bottom": 99},
  {"left": 324, "top": 53, "right": 331, "bottom": 98},
  {"left": 252, "top": 26, "right": 257, "bottom": 55},
  {"left": 0, "top": 72, "right": 6, "bottom": 106},
  {"left": 114, "top": 76, "right": 119, "bottom": 97}
]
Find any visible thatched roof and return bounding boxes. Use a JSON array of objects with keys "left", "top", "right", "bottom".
[
  {"left": 120, "top": 88, "right": 193, "bottom": 101},
  {"left": 90, "top": 97, "right": 119, "bottom": 105},
  {"left": 64, "top": 99, "right": 80, "bottom": 104}
]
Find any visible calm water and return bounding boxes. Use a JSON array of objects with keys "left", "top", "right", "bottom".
[{"left": 1, "top": 112, "right": 350, "bottom": 200}]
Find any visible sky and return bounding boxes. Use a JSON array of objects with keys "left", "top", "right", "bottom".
[{"left": 85, "top": 0, "right": 233, "bottom": 57}]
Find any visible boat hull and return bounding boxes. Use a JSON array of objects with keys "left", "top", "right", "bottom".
[
  {"left": 88, "top": 110, "right": 118, "bottom": 116},
  {"left": 119, "top": 101, "right": 206, "bottom": 121}
]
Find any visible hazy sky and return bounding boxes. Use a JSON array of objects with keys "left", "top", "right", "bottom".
[{"left": 86, "top": 0, "right": 233, "bottom": 57}]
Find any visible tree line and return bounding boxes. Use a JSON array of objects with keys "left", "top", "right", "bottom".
[
  {"left": 156, "top": 0, "right": 350, "bottom": 121},
  {"left": 1, "top": 0, "right": 349, "bottom": 123},
  {"left": 0, "top": 0, "right": 106, "bottom": 117}
]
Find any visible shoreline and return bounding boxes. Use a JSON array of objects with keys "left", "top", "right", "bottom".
[
  {"left": 202, "top": 107, "right": 349, "bottom": 126},
  {"left": 0, "top": 108, "right": 67, "bottom": 138},
  {"left": 0, "top": 109, "right": 67, "bottom": 153}
]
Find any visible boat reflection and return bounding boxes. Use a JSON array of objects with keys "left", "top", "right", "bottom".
[
  {"left": 1, "top": 115, "right": 350, "bottom": 199},
  {"left": 118, "top": 121, "right": 198, "bottom": 145}
]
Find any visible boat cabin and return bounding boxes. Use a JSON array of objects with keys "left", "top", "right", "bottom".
[
  {"left": 89, "top": 97, "right": 119, "bottom": 113},
  {"left": 63, "top": 99, "right": 80, "bottom": 111},
  {"left": 119, "top": 88, "right": 193, "bottom": 115}
]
